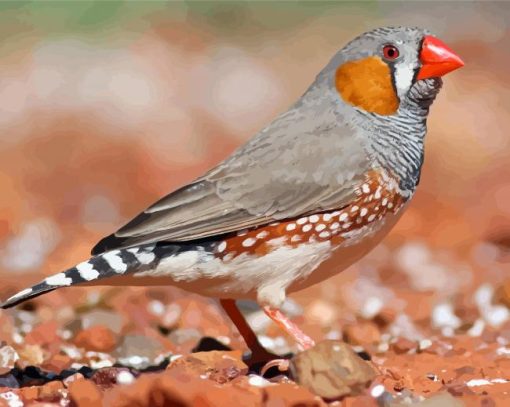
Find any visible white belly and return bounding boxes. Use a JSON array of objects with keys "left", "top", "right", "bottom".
[{"left": 107, "top": 209, "right": 404, "bottom": 308}]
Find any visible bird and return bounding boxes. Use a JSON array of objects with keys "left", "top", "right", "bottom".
[{"left": 1, "top": 26, "right": 463, "bottom": 367}]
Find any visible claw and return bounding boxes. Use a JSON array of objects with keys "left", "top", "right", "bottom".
[{"left": 260, "top": 358, "right": 290, "bottom": 377}]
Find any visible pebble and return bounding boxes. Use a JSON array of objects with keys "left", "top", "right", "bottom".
[
  {"left": 290, "top": 340, "right": 377, "bottom": 399},
  {"left": 391, "top": 338, "right": 416, "bottom": 354},
  {"left": 91, "top": 367, "right": 136, "bottom": 390},
  {"left": 0, "top": 391, "right": 23, "bottom": 407},
  {"left": 17, "top": 344, "right": 44, "bottom": 369},
  {"left": 247, "top": 374, "right": 273, "bottom": 387},
  {"left": 114, "top": 335, "right": 165, "bottom": 370},
  {"left": 116, "top": 370, "right": 135, "bottom": 385},
  {"left": 0, "top": 374, "right": 19, "bottom": 389},
  {"left": 344, "top": 321, "right": 381, "bottom": 346},
  {"left": 63, "top": 373, "right": 85, "bottom": 387},
  {"left": 0, "top": 346, "right": 19, "bottom": 375},
  {"left": 168, "top": 350, "right": 247, "bottom": 384},
  {"left": 68, "top": 378, "right": 102, "bottom": 406},
  {"left": 74, "top": 325, "right": 117, "bottom": 352},
  {"left": 168, "top": 328, "right": 201, "bottom": 346},
  {"left": 80, "top": 310, "right": 124, "bottom": 334}
]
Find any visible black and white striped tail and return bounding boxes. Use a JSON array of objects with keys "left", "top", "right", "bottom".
[{"left": 0, "top": 244, "right": 169, "bottom": 309}]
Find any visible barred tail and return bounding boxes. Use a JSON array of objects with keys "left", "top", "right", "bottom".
[{"left": 1, "top": 244, "right": 169, "bottom": 309}]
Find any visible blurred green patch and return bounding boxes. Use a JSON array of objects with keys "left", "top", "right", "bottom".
[{"left": 0, "top": 1, "right": 377, "bottom": 35}]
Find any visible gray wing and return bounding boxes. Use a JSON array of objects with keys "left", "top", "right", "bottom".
[{"left": 92, "top": 104, "right": 370, "bottom": 255}]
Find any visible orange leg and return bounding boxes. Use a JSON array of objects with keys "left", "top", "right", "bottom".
[
  {"left": 263, "top": 306, "right": 315, "bottom": 350},
  {"left": 220, "top": 299, "right": 277, "bottom": 364}
]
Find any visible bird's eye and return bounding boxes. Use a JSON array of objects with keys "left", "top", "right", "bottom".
[{"left": 383, "top": 44, "right": 400, "bottom": 60}]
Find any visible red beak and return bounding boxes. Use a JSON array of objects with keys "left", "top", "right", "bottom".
[{"left": 417, "top": 35, "right": 464, "bottom": 80}]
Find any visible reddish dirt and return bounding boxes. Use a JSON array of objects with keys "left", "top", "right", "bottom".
[{"left": 0, "top": 14, "right": 509, "bottom": 406}]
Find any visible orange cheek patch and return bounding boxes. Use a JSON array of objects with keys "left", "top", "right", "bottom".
[{"left": 335, "top": 56, "right": 399, "bottom": 115}]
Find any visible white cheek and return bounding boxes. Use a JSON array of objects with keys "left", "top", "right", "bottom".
[{"left": 394, "top": 63, "right": 416, "bottom": 99}]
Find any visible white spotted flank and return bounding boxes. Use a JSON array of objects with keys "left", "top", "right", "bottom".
[
  {"left": 309, "top": 215, "right": 319, "bottom": 223},
  {"left": 256, "top": 230, "right": 269, "bottom": 239},
  {"left": 217, "top": 241, "right": 227, "bottom": 253},
  {"left": 297, "top": 217, "right": 308, "bottom": 225},
  {"left": 286, "top": 223, "right": 296, "bottom": 231},
  {"left": 315, "top": 224, "right": 326, "bottom": 232},
  {"left": 242, "top": 238, "right": 257, "bottom": 248}
]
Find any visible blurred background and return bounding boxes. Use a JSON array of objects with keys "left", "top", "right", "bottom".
[{"left": 0, "top": 1, "right": 509, "bottom": 355}]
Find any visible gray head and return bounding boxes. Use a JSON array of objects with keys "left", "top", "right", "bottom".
[{"left": 313, "top": 26, "right": 464, "bottom": 116}]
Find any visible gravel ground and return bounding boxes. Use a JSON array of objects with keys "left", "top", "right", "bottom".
[
  {"left": 1, "top": 3, "right": 509, "bottom": 406},
  {"left": 1, "top": 232, "right": 510, "bottom": 406}
]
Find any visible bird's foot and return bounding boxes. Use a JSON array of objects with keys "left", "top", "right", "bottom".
[
  {"left": 260, "top": 358, "right": 290, "bottom": 377},
  {"left": 243, "top": 348, "right": 292, "bottom": 377}
]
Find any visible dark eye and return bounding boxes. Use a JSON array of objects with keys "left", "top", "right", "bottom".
[{"left": 383, "top": 44, "right": 400, "bottom": 60}]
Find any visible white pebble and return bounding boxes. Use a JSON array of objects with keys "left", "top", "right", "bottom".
[
  {"left": 370, "top": 384, "right": 385, "bottom": 398},
  {"left": 117, "top": 371, "right": 135, "bottom": 385},
  {"left": 248, "top": 375, "right": 273, "bottom": 387}
]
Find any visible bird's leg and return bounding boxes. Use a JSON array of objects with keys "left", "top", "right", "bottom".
[
  {"left": 219, "top": 299, "right": 279, "bottom": 365},
  {"left": 257, "top": 306, "right": 316, "bottom": 376},
  {"left": 262, "top": 306, "right": 315, "bottom": 351}
]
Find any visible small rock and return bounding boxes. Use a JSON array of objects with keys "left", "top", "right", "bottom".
[
  {"left": 25, "top": 321, "right": 60, "bottom": 347},
  {"left": 16, "top": 344, "right": 44, "bottom": 368},
  {"left": 74, "top": 325, "right": 117, "bottom": 352},
  {"left": 373, "top": 308, "right": 397, "bottom": 328},
  {"left": 344, "top": 322, "right": 381, "bottom": 347},
  {"left": 114, "top": 335, "right": 165, "bottom": 369},
  {"left": 0, "top": 346, "right": 19, "bottom": 375},
  {"left": 391, "top": 338, "right": 416, "bottom": 354},
  {"left": 495, "top": 279, "right": 510, "bottom": 308},
  {"left": 68, "top": 378, "right": 102, "bottom": 407},
  {"left": 102, "top": 370, "right": 206, "bottom": 407},
  {"left": 41, "top": 353, "right": 72, "bottom": 372},
  {"left": 38, "top": 380, "right": 64, "bottom": 402},
  {"left": 161, "top": 303, "right": 182, "bottom": 328},
  {"left": 19, "top": 385, "right": 39, "bottom": 402},
  {"left": 91, "top": 367, "right": 136, "bottom": 390},
  {"left": 305, "top": 300, "right": 337, "bottom": 326},
  {"left": 391, "top": 392, "right": 464, "bottom": 406},
  {"left": 84, "top": 351, "right": 115, "bottom": 370},
  {"left": 0, "top": 391, "right": 21, "bottom": 407},
  {"left": 343, "top": 395, "right": 379, "bottom": 407},
  {"left": 263, "top": 382, "right": 325, "bottom": 406},
  {"left": 80, "top": 309, "right": 124, "bottom": 334},
  {"left": 290, "top": 340, "right": 377, "bottom": 400},
  {"left": 168, "top": 328, "right": 201, "bottom": 346},
  {"left": 63, "top": 373, "right": 84, "bottom": 387},
  {"left": 0, "top": 373, "right": 19, "bottom": 388},
  {"left": 168, "top": 350, "right": 247, "bottom": 384},
  {"left": 116, "top": 370, "right": 135, "bottom": 385}
]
